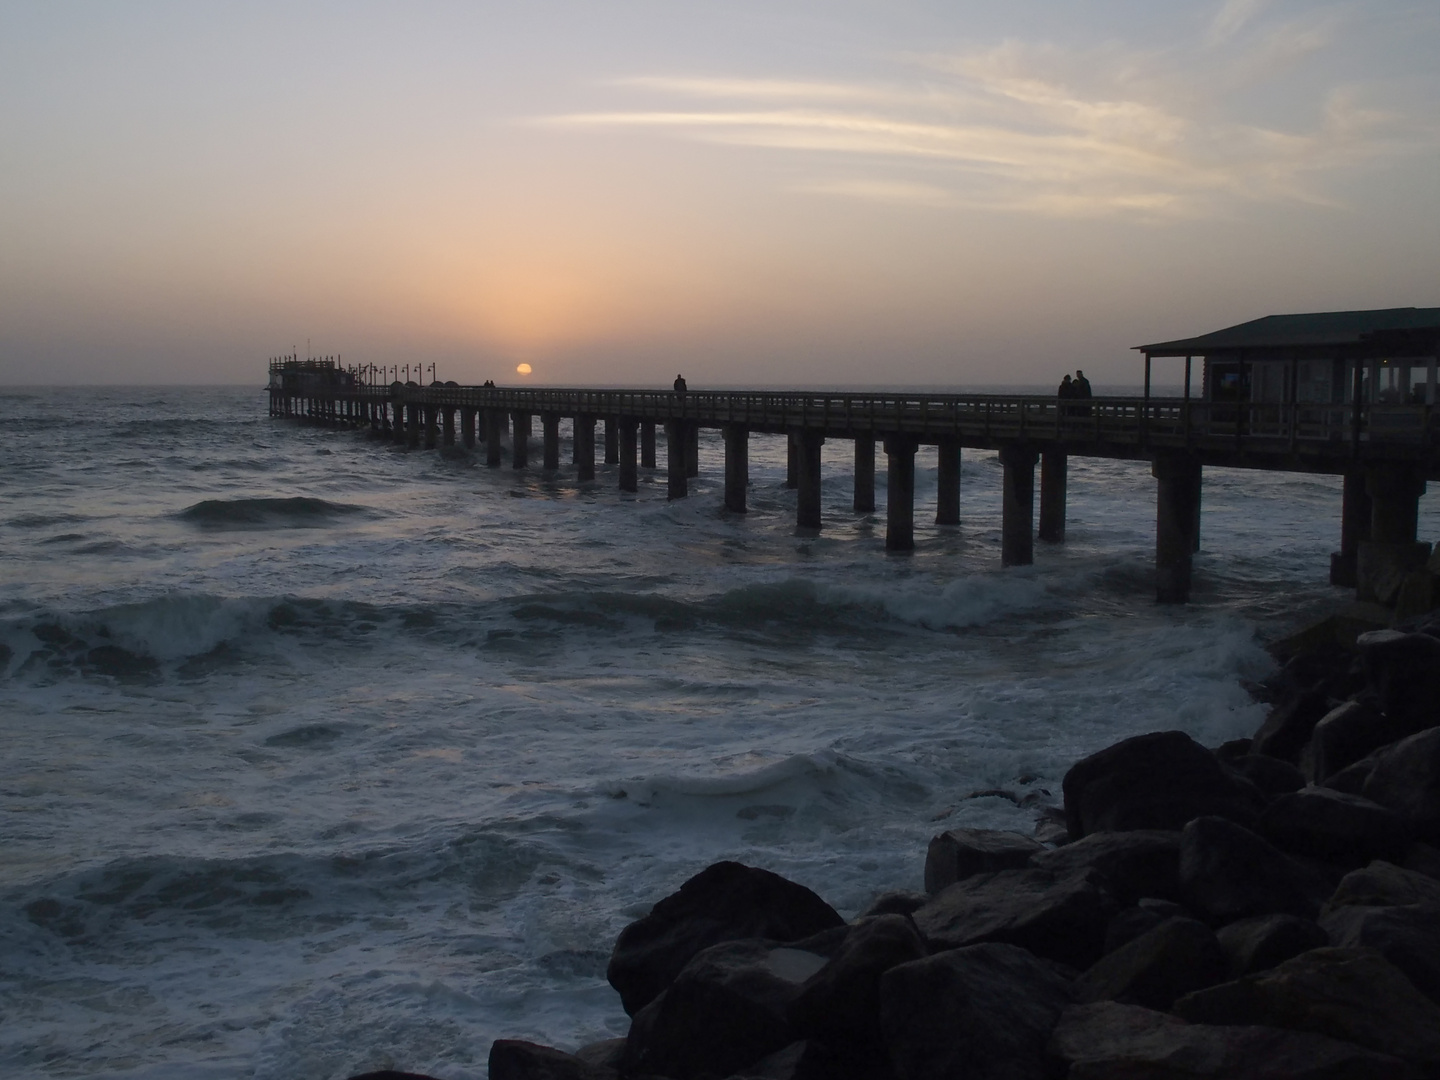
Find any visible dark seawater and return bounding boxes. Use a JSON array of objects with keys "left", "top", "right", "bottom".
[{"left": 0, "top": 385, "right": 1422, "bottom": 1079}]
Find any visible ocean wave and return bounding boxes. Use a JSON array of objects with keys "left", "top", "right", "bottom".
[{"left": 178, "top": 496, "right": 374, "bottom": 529}]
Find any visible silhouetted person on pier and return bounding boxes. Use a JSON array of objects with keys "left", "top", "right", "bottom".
[
  {"left": 1058, "top": 374, "right": 1074, "bottom": 399},
  {"left": 674, "top": 374, "right": 688, "bottom": 396},
  {"left": 1074, "top": 369, "right": 1092, "bottom": 416}
]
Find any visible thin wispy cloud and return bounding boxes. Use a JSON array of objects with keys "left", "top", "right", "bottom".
[{"left": 539, "top": 3, "right": 1431, "bottom": 220}]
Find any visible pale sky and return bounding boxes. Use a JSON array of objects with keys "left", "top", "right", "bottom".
[{"left": 1, "top": 1, "right": 1436, "bottom": 386}]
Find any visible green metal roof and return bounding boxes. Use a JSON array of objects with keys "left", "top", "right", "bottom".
[{"left": 1137, "top": 307, "right": 1440, "bottom": 355}]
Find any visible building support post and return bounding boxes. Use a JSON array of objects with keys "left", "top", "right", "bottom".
[
  {"left": 665, "top": 420, "right": 688, "bottom": 500},
  {"left": 796, "top": 431, "right": 824, "bottom": 531},
  {"left": 1038, "top": 451, "right": 1068, "bottom": 543},
  {"left": 619, "top": 419, "right": 638, "bottom": 492},
  {"left": 1000, "top": 443, "right": 1040, "bottom": 568},
  {"left": 723, "top": 424, "right": 748, "bottom": 513},
  {"left": 604, "top": 418, "right": 619, "bottom": 465},
  {"left": 641, "top": 422, "right": 656, "bottom": 469},
  {"left": 1153, "top": 451, "right": 1202, "bottom": 603},
  {"left": 854, "top": 437, "right": 875, "bottom": 513},
  {"left": 936, "top": 437, "right": 961, "bottom": 525},
  {"left": 574, "top": 416, "right": 596, "bottom": 481},
  {"left": 1332, "top": 469, "right": 1371, "bottom": 587},
  {"left": 883, "top": 434, "right": 918, "bottom": 552},
  {"left": 512, "top": 412, "right": 530, "bottom": 469},
  {"left": 1355, "top": 463, "right": 1428, "bottom": 604},
  {"left": 542, "top": 414, "right": 561, "bottom": 471}
]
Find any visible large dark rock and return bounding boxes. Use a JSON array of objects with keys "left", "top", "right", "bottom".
[
  {"left": 1216, "top": 914, "right": 1329, "bottom": 977},
  {"left": 1256, "top": 786, "right": 1409, "bottom": 864},
  {"left": 1029, "top": 828, "right": 1182, "bottom": 904},
  {"left": 1323, "top": 754, "right": 1380, "bottom": 795},
  {"left": 1322, "top": 903, "right": 1440, "bottom": 1004},
  {"left": 488, "top": 1041, "right": 616, "bottom": 1080},
  {"left": 622, "top": 938, "right": 828, "bottom": 1080},
  {"left": 607, "top": 861, "right": 843, "bottom": 1015},
  {"left": 1102, "top": 906, "right": 1166, "bottom": 954},
  {"left": 1324, "top": 860, "right": 1440, "bottom": 912},
  {"left": 858, "top": 891, "right": 929, "bottom": 918},
  {"left": 879, "top": 943, "right": 1073, "bottom": 1080},
  {"left": 911, "top": 866, "right": 1117, "bottom": 970},
  {"left": 1179, "top": 816, "right": 1323, "bottom": 923},
  {"left": 1050, "top": 1000, "right": 1419, "bottom": 1080},
  {"left": 923, "top": 828, "right": 1043, "bottom": 894},
  {"left": 1076, "top": 916, "right": 1228, "bottom": 1011},
  {"left": 722, "top": 1041, "right": 807, "bottom": 1079},
  {"left": 1308, "top": 699, "right": 1409, "bottom": 783},
  {"left": 1062, "top": 731, "right": 1265, "bottom": 839},
  {"left": 788, "top": 914, "right": 927, "bottom": 1051},
  {"left": 1227, "top": 753, "right": 1306, "bottom": 797},
  {"left": 1356, "top": 629, "right": 1440, "bottom": 732},
  {"left": 1405, "top": 840, "right": 1440, "bottom": 880},
  {"left": 1252, "top": 688, "right": 1332, "bottom": 764},
  {"left": 1173, "top": 946, "right": 1440, "bottom": 1069},
  {"left": 573, "top": 1039, "right": 626, "bottom": 1072},
  {"left": 1362, "top": 727, "right": 1440, "bottom": 842}
]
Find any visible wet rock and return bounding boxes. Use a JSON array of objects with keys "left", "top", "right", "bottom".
[
  {"left": 1324, "top": 860, "right": 1440, "bottom": 912},
  {"left": 1050, "top": 1000, "right": 1418, "bottom": 1080},
  {"left": 1252, "top": 688, "right": 1331, "bottom": 764},
  {"left": 1216, "top": 913, "right": 1329, "bottom": 977},
  {"left": 1362, "top": 727, "right": 1440, "bottom": 842},
  {"left": 923, "top": 828, "right": 1043, "bottom": 893},
  {"left": 1102, "top": 906, "right": 1165, "bottom": 954},
  {"left": 911, "top": 867, "right": 1117, "bottom": 970},
  {"left": 1404, "top": 840, "right": 1440, "bottom": 881},
  {"left": 1322, "top": 904, "right": 1440, "bottom": 1005},
  {"left": 1076, "top": 916, "right": 1228, "bottom": 1011},
  {"left": 1029, "top": 829, "right": 1182, "bottom": 905},
  {"left": 1226, "top": 753, "right": 1306, "bottom": 797},
  {"left": 488, "top": 1040, "right": 617, "bottom": 1079},
  {"left": 788, "top": 914, "right": 927, "bottom": 1051},
  {"left": 1323, "top": 753, "right": 1379, "bottom": 795},
  {"left": 1256, "top": 786, "right": 1409, "bottom": 864},
  {"left": 347, "top": 1073, "right": 448, "bottom": 1080},
  {"left": 722, "top": 1041, "right": 807, "bottom": 1079},
  {"left": 857, "top": 891, "right": 928, "bottom": 918},
  {"left": 1308, "top": 699, "right": 1407, "bottom": 783},
  {"left": 622, "top": 939, "right": 827, "bottom": 1080},
  {"left": 573, "top": 1039, "right": 626, "bottom": 1071},
  {"left": 1062, "top": 731, "right": 1265, "bottom": 839},
  {"left": 1179, "top": 816, "right": 1322, "bottom": 923},
  {"left": 1173, "top": 946, "right": 1440, "bottom": 1069},
  {"left": 1356, "top": 629, "right": 1440, "bottom": 732},
  {"left": 879, "top": 942, "right": 1073, "bottom": 1080},
  {"left": 607, "top": 861, "right": 843, "bottom": 1015}
]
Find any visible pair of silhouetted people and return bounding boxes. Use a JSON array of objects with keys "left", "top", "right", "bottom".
[{"left": 1058, "top": 369, "right": 1092, "bottom": 415}]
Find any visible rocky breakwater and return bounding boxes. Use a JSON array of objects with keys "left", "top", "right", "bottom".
[{"left": 359, "top": 613, "right": 1440, "bottom": 1080}]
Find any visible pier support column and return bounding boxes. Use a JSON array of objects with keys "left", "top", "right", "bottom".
[
  {"left": 786, "top": 433, "right": 799, "bottom": 489},
  {"left": 1153, "top": 452, "right": 1202, "bottom": 603},
  {"left": 542, "top": 414, "right": 561, "bottom": 471},
  {"left": 486, "top": 409, "right": 505, "bottom": 466},
  {"left": 641, "top": 422, "right": 656, "bottom": 469},
  {"left": 407, "top": 403, "right": 421, "bottom": 449},
  {"left": 884, "top": 435, "right": 918, "bottom": 552},
  {"left": 461, "top": 407, "right": 476, "bottom": 449},
  {"left": 665, "top": 420, "right": 688, "bottom": 500},
  {"left": 512, "top": 412, "right": 530, "bottom": 469},
  {"left": 442, "top": 407, "right": 455, "bottom": 447},
  {"left": 1356, "top": 463, "right": 1429, "bottom": 603},
  {"left": 604, "top": 418, "right": 619, "bottom": 465},
  {"left": 936, "top": 437, "right": 961, "bottom": 526},
  {"left": 796, "top": 432, "right": 824, "bottom": 531},
  {"left": 1000, "top": 443, "right": 1040, "bottom": 568},
  {"left": 723, "top": 424, "right": 748, "bottom": 513},
  {"left": 424, "top": 406, "right": 438, "bottom": 450},
  {"left": 686, "top": 424, "right": 700, "bottom": 477},
  {"left": 619, "top": 420, "right": 639, "bottom": 492},
  {"left": 1038, "top": 451, "right": 1067, "bottom": 543},
  {"left": 854, "top": 437, "right": 875, "bottom": 513},
  {"left": 1331, "top": 469, "right": 1371, "bottom": 587},
  {"left": 574, "top": 416, "right": 596, "bottom": 481}
]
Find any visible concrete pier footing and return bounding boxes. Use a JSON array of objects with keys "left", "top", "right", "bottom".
[
  {"left": 854, "top": 438, "right": 875, "bottom": 513},
  {"left": 1355, "top": 463, "right": 1429, "bottom": 604},
  {"left": 461, "top": 407, "right": 476, "bottom": 449},
  {"left": 1153, "top": 452, "right": 1202, "bottom": 603},
  {"left": 486, "top": 409, "right": 505, "bottom": 466},
  {"left": 936, "top": 437, "right": 961, "bottom": 526},
  {"left": 665, "top": 420, "right": 688, "bottom": 500},
  {"left": 574, "top": 416, "right": 596, "bottom": 482},
  {"left": 796, "top": 432, "right": 824, "bottom": 531},
  {"left": 619, "top": 420, "right": 638, "bottom": 492},
  {"left": 724, "top": 425, "right": 748, "bottom": 513},
  {"left": 604, "top": 418, "right": 619, "bottom": 465},
  {"left": 512, "top": 413, "right": 530, "bottom": 469},
  {"left": 542, "top": 414, "right": 561, "bottom": 472},
  {"left": 641, "top": 423, "right": 656, "bottom": 469},
  {"left": 786, "top": 433, "right": 799, "bottom": 489},
  {"left": 407, "top": 404, "right": 421, "bottom": 449},
  {"left": 425, "top": 407, "right": 438, "bottom": 450},
  {"left": 442, "top": 407, "right": 455, "bottom": 447},
  {"left": 685, "top": 425, "right": 699, "bottom": 478},
  {"left": 1038, "top": 451, "right": 1067, "bottom": 543},
  {"left": 884, "top": 435, "right": 918, "bottom": 552},
  {"left": 1000, "top": 443, "right": 1039, "bottom": 567}
]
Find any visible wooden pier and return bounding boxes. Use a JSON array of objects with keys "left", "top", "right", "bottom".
[{"left": 267, "top": 356, "right": 1440, "bottom": 605}]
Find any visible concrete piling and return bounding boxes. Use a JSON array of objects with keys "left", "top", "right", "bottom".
[
  {"left": 619, "top": 420, "right": 639, "bottom": 492},
  {"left": 1332, "top": 469, "right": 1371, "bottom": 586},
  {"left": 486, "top": 409, "right": 505, "bottom": 466},
  {"left": 461, "top": 407, "right": 476, "bottom": 449},
  {"left": 723, "top": 424, "right": 748, "bottom": 513},
  {"left": 786, "top": 432, "right": 799, "bottom": 489},
  {"left": 936, "top": 437, "right": 961, "bottom": 526},
  {"left": 1153, "top": 451, "right": 1202, "bottom": 603},
  {"left": 665, "top": 420, "right": 688, "bottom": 500},
  {"left": 574, "top": 416, "right": 596, "bottom": 481},
  {"left": 884, "top": 435, "right": 918, "bottom": 552},
  {"left": 512, "top": 412, "right": 530, "bottom": 469},
  {"left": 1000, "top": 443, "right": 1039, "bottom": 567},
  {"left": 604, "top": 418, "right": 619, "bottom": 465},
  {"left": 543, "top": 414, "right": 561, "bottom": 471},
  {"left": 442, "top": 407, "right": 455, "bottom": 447},
  {"left": 796, "top": 432, "right": 824, "bottom": 530},
  {"left": 641, "top": 422, "right": 656, "bottom": 469},
  {"left": 854, "top": 438, "right": 875, "bottom": 513},
  {"left": 685, "top": 424, "right": 699, "bottom": 478},
  {"left": 1038, "top": 451, "right": 1067, "bottom": 543}
]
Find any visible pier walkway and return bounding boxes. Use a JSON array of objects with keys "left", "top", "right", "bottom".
[{"left": 268, "top": 362, "right": 1440, "bottom": 605}]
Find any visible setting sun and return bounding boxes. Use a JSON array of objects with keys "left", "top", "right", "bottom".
[{"left": 516, "top": 363, "right": 533, "bottom": 375}]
